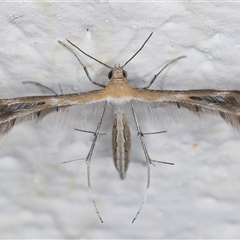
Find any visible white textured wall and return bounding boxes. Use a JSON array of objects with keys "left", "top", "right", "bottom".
[{"left": 0, "top": 2, "right": 240, "bottom": 238}]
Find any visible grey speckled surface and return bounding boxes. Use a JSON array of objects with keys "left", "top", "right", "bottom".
[{"left": 0, "top": 2, "right": 240, "bottom": 238}]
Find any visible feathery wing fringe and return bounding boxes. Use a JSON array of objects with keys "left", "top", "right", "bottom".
[
  {"left": 1, "top": 88, "right": 240, "bottom": 135},
  {"left": 0, "top": 90, "right": 104, "bottom": 135},
  {"left": 133, "top": 89, "right": 240, "bottom": 131}
]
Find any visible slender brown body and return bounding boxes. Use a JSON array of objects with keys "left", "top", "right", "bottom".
[{"left": 112, "top": 109, "right": 131, "bottom": 179}]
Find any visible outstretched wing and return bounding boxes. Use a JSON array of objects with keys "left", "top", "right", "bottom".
[
  {"left": 133, "top": 89, "right": 240, "bottom": 131},
  {"left": 0, "top": 89, "right": 105, "bottom": 135}
]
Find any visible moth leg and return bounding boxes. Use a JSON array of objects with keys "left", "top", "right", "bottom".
[
  {"left": 74, "top": 128, "right": 106, "bottom": 136},
  {"left": 141, "top": 130, "right": 167, "bottom": 135},
  {"left": 85, "top": 101, "right": 107, "bottom": 223},
  {"left": 131, "top": 103, "right": 174, "bottom": 223},
  {"left": 22, "top": 81, "right": 61, "bottom": 95},
  {"left": 145, "top": 55, "right": 186, "bottom": 89},
  {"left": 131, "top": 103, "right": 153, "bottom": 223},
  {"left": 58, "top": 40, "right": 106, "bottom": 88}
]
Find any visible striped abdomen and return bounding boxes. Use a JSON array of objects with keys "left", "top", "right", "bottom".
[{"left": 112, "top": 109, "right": 131, "bottom": 179}]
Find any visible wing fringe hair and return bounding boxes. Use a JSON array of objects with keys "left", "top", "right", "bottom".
[
  {"left": 0, "top": 93, "right": 104, "bottom": 135},
  {"left": 1, "top": 89, "right": 240, "bottom": 135},
  {"left": 134, "top": 89, "right": 240, "bottom": 131}
]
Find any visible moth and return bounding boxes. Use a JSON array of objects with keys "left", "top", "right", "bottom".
[{"left": 1, "top": 33, "right": 240, "bottom": 223}]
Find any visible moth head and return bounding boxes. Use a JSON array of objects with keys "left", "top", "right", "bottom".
[{"left": 108, "top": 65, "right": 127, "bottom": 80}]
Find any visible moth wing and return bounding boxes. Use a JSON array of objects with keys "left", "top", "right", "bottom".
[
  {"left": 0, "top": 90, "right": 106, "bottom": 135},
  {"left": 132, "top": 89, "right": 240, "bottom": 131}
]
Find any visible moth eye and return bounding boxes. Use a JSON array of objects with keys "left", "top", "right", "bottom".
[
  {"left": 108, "top": 70, "right": 112, "bottom": 79},
  {"left": 123, "top": 70, "right": 127, "bottom": 78}
]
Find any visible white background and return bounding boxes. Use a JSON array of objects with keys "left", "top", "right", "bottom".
[{"left": 0, "top": 1, "right": 240, "bottom": 238}]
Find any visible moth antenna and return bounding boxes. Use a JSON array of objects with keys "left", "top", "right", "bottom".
[
  {"left": 145, "top": 55, "right": 187, "bottom": 89},
  {"left": 85, "top": 102, "right": 107, "bottom": 223},
  {"left": 122, "top": 32, "right": 153, "bottom": 68},
  {"left": 65, "top": 39, "right": 112, "bottom": 70},
  {"left": 142, "top": 130, "right": 167, "bottom": 135},
  {"left": 22, "top": 81, "right": 59, "bottom": 95},
  {"left": 58, "top": 40, "right": 106, "bottom": 88}
]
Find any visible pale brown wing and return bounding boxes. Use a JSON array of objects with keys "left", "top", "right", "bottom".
[
  {"left": 0, "top": 90, "right": 105, "bottom": 135},
  {"left": 132, "top": 89, "right": 240, "bottom": 131}
]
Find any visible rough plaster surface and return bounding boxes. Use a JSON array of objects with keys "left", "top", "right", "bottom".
[{"left": 0, "top": 2, "right": 240, "bottom": 238}]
